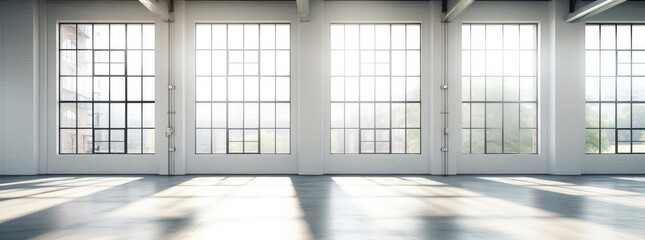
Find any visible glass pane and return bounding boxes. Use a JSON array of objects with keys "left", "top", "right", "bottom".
[
  {"left": 77, "top": 24, "right": 92, "bottom": 49},
  {"left": 212, "top": 103, "right": 227, "bottom": 128},
  {"left": 331, "top": 129, "right": 344, "bottom": 154},
  {"left": 600, "top": 103, "right": 616, "bottom": 128},
  {"left": 78, "top": 103, "right": 92, "bottom": 128},
  {"left": 110, "top": 103, "right": 125, "bottom": 128},
  {"left": 94, "top": 24, "right": 109, "bottom": 49},
  {"left": 213, "top": 129, "right": 226, "bottom": 153},
  {"left": 601, "top": 129, "right": 615, "bottom": 154},
  {"left": 276, "top": 129, "right": 290, "bottom": 154},
  {"left": 471, "top": 129, "right": 485, "bottom": 154},
  {"left": 486, "top": 129, "right": 503, "bottom": 153},
  {"left": 196, "top": 24, "right": 211, "bottom": 49},
  {"left": 360, "top": 103, "right": 375, "bottom": 129},
  {"left": 276, "top": 103, "right": 290, "bottom": 128},
  {"left": 504, "top": 103, "right": 520, "bottom": 153},
  {"left": 127, "top": 103, "right": 141, "bottom": 128},
  {"left": 331, "top": 103, "right": 344, "bottom": 128},
  {"left": 60, "top": 50, "right": 76, "bottom": 75},
  {"left": 111, "top": 24, "right": 126, "bottom": 49},
  {"left": 633, "top": 103, "right": 645, "bottom": 128},
  {"left": 94, "top": 103, "right": 109, "bottom": 128},
  {"left": 127, "top": 24, "right": 142, "bottom": 49},
  {"left": 143, "top": 25, "right": 155, "bottom": 50},
  {"left": 228, "top": 103, "right": 243, "bottom": 128},
  {"left": 406, "top": 129, "right": 420, "bottom": 153},
  {"left": 78, "top": 51, "right": 92, "bottom": 75},
  {"left": 142, "top": 77, "right": 155, "bottom": 101},
  {"left": 127, "top": 129, "right": 142, "bottom": 153},
  {"left": 142, "top": 103, "right": 155, "bottom": 128},
  {"left": 345, "top": 129, "right": 359, "bottom": 154},
  {"left": 244, "top": 103, "right": 259, "bottom": 128},
  {"left": 260, "top": 129, "right": 276, "bottom": 154},
  {"left": 60, "top": 129, "right": 77, "bottom": 153},
  {"left": 60, "top": 103, "right": 77, "bottom": 128},
  {"left": 196, "top": 129, "right": 211, "bottom": 154},
  {"left": 77, "top": 129, "right": 92, "bottom": 153}
]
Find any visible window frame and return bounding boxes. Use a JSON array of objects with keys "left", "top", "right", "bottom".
[
  {"left": 57, "top": 22, "right": 156, "bottom": 154},
  {"left": 584, "top": 23, "right": 645, "bottom": 154},
  {"left": 329, "top": 23, "right": 422, "bottom": 155},
  {"left": 321, "top": 1, "right": 432, "bottom": 175},
  {"left": 183, "top": 1, "right": 300, "bottom": 174},
  {"left": 193, "top": 23, "right": 292, "bottom": 155},
  {"left": 45, "top": 1, "right": 166, "bottom": 174},
  {"left": 461, "top": 23, "right": 539, "bottom": 155}
]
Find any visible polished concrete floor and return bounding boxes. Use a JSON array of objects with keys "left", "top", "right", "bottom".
[{"left": 1, "top": 175, "right": 645, "bottom": 240}]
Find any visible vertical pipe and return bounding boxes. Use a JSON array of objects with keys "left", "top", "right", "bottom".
[
  {"left": 441, "top": 22, "right": 449, "bottom": 175},
  {"left": 168, "top": 21, "right": 175, "bottom": 175}
]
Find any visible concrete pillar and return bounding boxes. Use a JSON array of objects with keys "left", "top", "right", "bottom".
[
  {"left": 297, "top": 0, "right": 324, "bottom": 175},
  {"left": 548, "top": 0, "right": 584, "bottom": 174}
]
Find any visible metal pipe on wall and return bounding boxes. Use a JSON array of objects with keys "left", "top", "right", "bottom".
[{"left": 441, "top": 22, "right": 449, "bottom": 175}]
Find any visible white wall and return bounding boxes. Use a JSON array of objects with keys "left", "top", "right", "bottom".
[
  {"left": 0, "top": 0, "right": 40, "bottom": 175},
  {"left": 1, "top": 0, "right": 645, "bottom": 175},
  {"left": 0, "top": 0, "right": 5, "bottom": 175}
]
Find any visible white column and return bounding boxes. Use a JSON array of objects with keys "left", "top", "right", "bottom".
[
  {"left": 548, "top": 0, "right": 584, "bottom": 174},
  {"left": 297, "top": 0, "right": 324, "bottom": 175}
]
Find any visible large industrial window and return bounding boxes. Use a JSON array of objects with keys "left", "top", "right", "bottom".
[
  {"left": 195, "top": 24, "right": 291, "bottom": 154},
  {"left": 59, "top": 23, "right": 155, "bottom": 154},
  {"left": 461, "top": 24, "right": 538, "bottom": 154},
  {"left": 585, "top": 24, "right": 645, "bottom": 154},
  {"left": 330, "top": 24, "right": 421, "bottom": 154}
]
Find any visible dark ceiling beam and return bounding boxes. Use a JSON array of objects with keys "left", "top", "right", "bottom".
[
  {"left": 566, "top": 0, "right": 626, "bottom": 22},
  {"left": 139, "top": 0, "right": 174, "bottom": 22},
  {"left": 442, "top": 0, "right": 475, "bottom": 23}
]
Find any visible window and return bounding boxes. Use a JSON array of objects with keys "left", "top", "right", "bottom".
[
  {"left": 461, "top": 24, "right": 538, "bottom": 154},
  {"left": 585, "top": 24, "right": 645, "bottom": 154},
  {"left": 195, "top": 24, "right": 291, "bottom": 154},
  {"left": 330, "top": 24, "right": 421, "bottom": 154},
  {"left": 59, "top": 23, "right": 155, "bottom": 154}
]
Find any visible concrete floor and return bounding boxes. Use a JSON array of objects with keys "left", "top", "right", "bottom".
[{"left": 1, "top": 175, "right": 645, "bottom": 240}]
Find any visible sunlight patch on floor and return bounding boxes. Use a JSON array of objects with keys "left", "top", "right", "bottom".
[
  {"left": 105, "top": 177, "right": 314, "bottom": 240},
  {"left": 333, "top": 176, "right": 642, "bottom": 240},
  {"left": 0, "top": 177, "right": 141, "bottom": 224},
  {"left": 482, "top": 177, "right": 645, "bottom": 209}
]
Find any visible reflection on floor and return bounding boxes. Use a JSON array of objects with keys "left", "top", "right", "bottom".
[{"left": 0, "top": 175, "right": 644, "bottom": 239}]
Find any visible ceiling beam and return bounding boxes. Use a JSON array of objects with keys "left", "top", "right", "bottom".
[
  {"left": 442, "top": 0, "right": 475, "bottom": 23},
  {"left": 139, "top": 0, "right": 174, "bottom": 23},
  {"left": 565, "top": 0, "right": 625, "bottom": 23},
  {"left": 297, "top": 0, "right": 310, "bottom": 22}
]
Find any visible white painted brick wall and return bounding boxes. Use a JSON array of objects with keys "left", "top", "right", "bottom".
[
  {"left": 0, "top": 0, "right": 5, "bottom": 175},
  {"left": 1, "top": 0, "right": 39, "bottom": 175}
]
